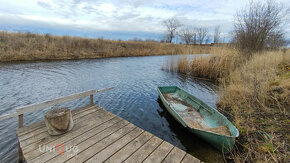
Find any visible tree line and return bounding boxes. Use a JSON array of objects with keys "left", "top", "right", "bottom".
[
  {"left": 162, "top": 18, "right": 222, "bottom": 45},
  {"left": 163, "top": 0, "right": 288, "bottom": 54}
]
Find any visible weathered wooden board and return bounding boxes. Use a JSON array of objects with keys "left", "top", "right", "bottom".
[
  {"left": 123, "top": 136, "right": 163, "bottom": 163},
  {"left": 181, "top": 154, "right": 201, "bottom": 163},
  {"left": 86, "top": 128, "right": 144, "bottom": 163},
  {"left": 18, "top": 106, "right": 97, "bottom": 142},
  {"left": 143, "top": 141, "right": 174, "bottom": 163},
  {"left": 18, "top": 107, "right": 100, "bottom": 148},
  {"left": 16, "top": 104, "right": 201, "bottom": 163},
  {"left": 17, "top": 87, "right": 113, "bottom": 115},
  {"left": 104, "top": 131, "right": 153, "bottom": 163},
  {"left": 25, "top": 108, "right": 118, "bottom": 161},
  {"left": 163, "top": 147, "right": 186, "bottom": 163}
]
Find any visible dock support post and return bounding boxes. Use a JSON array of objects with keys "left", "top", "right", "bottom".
[
  {"left": 18, "top": 114, "right": 23, "bottom": 163},
  {"left": 90, "top": 94, "right": 94, "bottom": 105}
]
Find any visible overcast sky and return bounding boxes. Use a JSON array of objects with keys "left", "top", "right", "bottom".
[{"left": 0, "top": 0, "right": 289, "bottom": 41}]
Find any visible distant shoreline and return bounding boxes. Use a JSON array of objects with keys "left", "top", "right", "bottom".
[
  {"left": 0, "top": 31, "right": 216, "bottom": 62},
  {"left": 0, "top": 53, "right": 201, "bottom": 63}
]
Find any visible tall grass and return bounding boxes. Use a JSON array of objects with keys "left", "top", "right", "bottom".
[
  {"left": 163, "top": 47, "right": 290, "bottom": 162},
  {"left": 177, "top": 55, "right": 190, "bottom": 73},
  {"left": 0, "top": 31, "right": 212, "bottom": 62},
  {"left": 163, "top": 46, "right": 240, "bottom": 80},
  {"left": 218, "top": 51, "right": 289, "bottom": 162}
]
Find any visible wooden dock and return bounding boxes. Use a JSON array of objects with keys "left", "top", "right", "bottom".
[{"left": 0, "top": 88, "right": 201, "bottom": 162}]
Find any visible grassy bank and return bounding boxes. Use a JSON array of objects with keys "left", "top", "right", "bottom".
[
  {"left": 163, "top": 48, "right": 290, "bottom": 162},
  {"left": 0, "top": 31, "right": 213, "bottom": 62}
]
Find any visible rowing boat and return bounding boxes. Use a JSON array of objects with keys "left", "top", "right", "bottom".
[{"left": 157, "top": 86, "right": 239, "bottom": 153}]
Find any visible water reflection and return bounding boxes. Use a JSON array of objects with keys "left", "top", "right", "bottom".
[{"left": 0, "top": 55, "right": 221, "bottom": 162}]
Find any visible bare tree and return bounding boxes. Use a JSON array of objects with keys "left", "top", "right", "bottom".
[
  {"left": 193, "top": 32, "right": 197, "bottom": 44},
  {"left": 179, "top": 27, "right": 195, "bottom": 45},
  {"left": 214, "top": 26, "right": 221, "bottom": 43},
  {"left": 163, "top": 18, "right": 182, "bottom": 43},
  {"left": 205, "top": 34, "right": 211, "bottom": 44},
  {"left": 233, "top": 0, "right": 288, "bottom": 54},
  {"left": 197, "top": 27, "right": 208, "bottom": 45}
]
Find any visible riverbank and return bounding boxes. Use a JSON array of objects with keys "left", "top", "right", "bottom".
[
  {"left": 0, "top": 31, "right": 214, "bottom": 62},
  {"left": 163, "top": 48, "right": 290, "bottom": 162}
]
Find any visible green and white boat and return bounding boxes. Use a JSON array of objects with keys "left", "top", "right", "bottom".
[{"left": 157, "top": 86, "right": 239, "bottom": 153}]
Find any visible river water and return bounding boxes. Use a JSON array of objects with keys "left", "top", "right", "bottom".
[{"left": 0, "top": 55, "right": 224, "bottom": 162}]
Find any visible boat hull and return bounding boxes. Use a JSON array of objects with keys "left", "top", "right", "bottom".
[{"left": 157, "top": 86, "right": 239, "bottom": 153}]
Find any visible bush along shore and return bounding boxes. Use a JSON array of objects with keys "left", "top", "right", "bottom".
[
  {"left": 162, "top": 47, "right": 290, "bottom": 162},
  {"left": 0, "top": 31, "right": 215, "bottom": 62}
]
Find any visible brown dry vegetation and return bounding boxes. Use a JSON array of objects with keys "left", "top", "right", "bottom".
[
  {"left": 0, "top": 31, "right": 212, "bottom": 62},
  {"left": 163, "top": 47, "right": 290, "bottom": 162},
  {"left": 162, "top": 55, "right": 190, "bottom": 73},
  {"left": 189, "top": 47, "right": 241, "bottom": 80},
  {"left": 218, "top": 51, "right": 289, "bottom": 162},
  {"left": 161, "top": 46, "right": 234, "bottom": 75}
]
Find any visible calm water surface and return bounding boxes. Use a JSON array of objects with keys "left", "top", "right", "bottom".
[{"left": 0, "top": 55, "right": 224, "bottom": 162}]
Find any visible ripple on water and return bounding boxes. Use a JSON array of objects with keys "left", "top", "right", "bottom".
[{"left": 0, "top": 55, "right": 223, "bottom": 163}]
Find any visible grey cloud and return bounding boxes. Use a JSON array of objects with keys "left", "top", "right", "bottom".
[
  {"left": 1, "top": 0, "right": 289, "bottom": 41},
  {"left": 117, "top": 12, "right": 140, "bottom": 20},
  {"left": 0, "top": 13, "right": 162, "bottom": 41},
  {"left": 37, "top": 1, "right": 51, "bottom": 9}
]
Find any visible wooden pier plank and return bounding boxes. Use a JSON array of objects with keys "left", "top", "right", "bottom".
[
  {"left": 181, "top": 154, "right": 201, "bottom": 163},
  {"left": 18, "top": 106, "right": 98, "bottom": 141},
  {"left": 143, "top": 141, "right": 174, "bottom": 163},
  {"left": 46, "top": 121, "right": 131, "bottom": 163},
  {"left": 25, "top": 114, "right": 120, "bottom": 161},
  {"left": 16, "top": 105, "right": 96, "bottom": 135},
  {"left": 23, "top": 113, "right": 118, "bottom": 154},
  {"left": 19, "top": 106, "right": 103, "bottom": 148},
  {"left": 85, "top": 128, "right": 144, "bottom": 163},
  {"left": 162, "top": 147, "right": 186, "bottom": 163},
  {"left": 104, "top": 131, "right": 153, "bottom": 163},
  {"left": 21, "top": 106, "right": 112, "bottom": 153},
  {"left": 16, "top": 105, "right": 201, "bottom": 163},
  {"left": 17, "top": 105, "right": 97, "bottom": 143},
  {"left": 29, "top": 118, "right": 125, "bottom": 163},
  {"left": 123, "top": 136, "right": 163, "bottom": 163},
  {"left": 63, "top": 124, "right": 136, "bottom": 163},
  {"left": 23, "top": 109, "right": 111, "bottom": 153}
]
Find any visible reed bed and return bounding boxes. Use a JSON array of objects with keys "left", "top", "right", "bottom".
[
  {"left": 163, "top": 47, "right": 290, "bottom": 162},
  {"left": 163, "top": 46, "right": 240, "bottom": 80},
  {"left": 218, "top": 51, "right": 289, "bottom": 162},
  {"left": 177, "top": 55, "right": 190, "bottom": 74},
  {"left": 0, "top": 31, "right": 212, "bottom": 62}
]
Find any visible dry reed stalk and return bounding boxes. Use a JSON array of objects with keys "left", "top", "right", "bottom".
[
  {"left": 177, "top": 55, "right": 189, "bottom": 74},
  {"left": 161, "top": 47, "right": 290, "bottom": 162},
  {"left": 0, "top": 31, "right": 212, "bottom": 62},
  {"left": 218, "top": 50, "right": 290, "bottom": 162}
]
